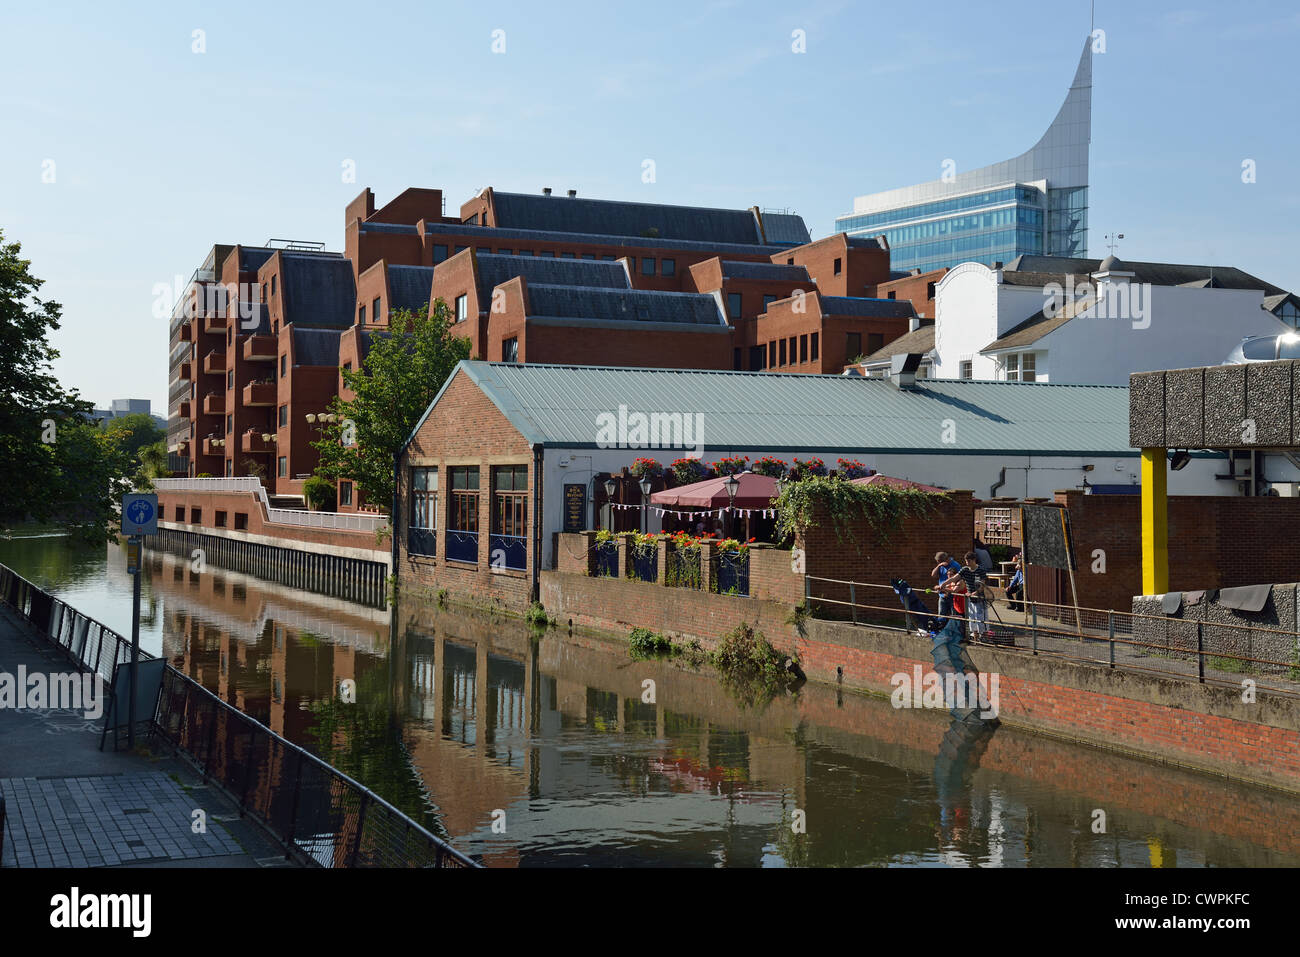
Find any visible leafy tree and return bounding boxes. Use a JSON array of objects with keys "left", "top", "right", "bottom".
[
  {"left": 102, "top": 412, "right": 164, "bottom": 462},
  {"left": 0, "top": 229, "right": 133, "bottom": 539},
  {"left": 135, "top": 439, "right": 171, "bottom": 489},
  {"left": 312, "top": 302, "right": 469, "bottom": 510}
]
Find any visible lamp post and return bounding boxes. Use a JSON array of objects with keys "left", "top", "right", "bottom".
[
  {"left": 639, "top": 475, "right": 653, "bottom": 534},
  {"left": 724, "top": 472, "right": 740, "bottom": 538},
  {"left": 603, "top": 476, "right": 617, "bottom": 531}
]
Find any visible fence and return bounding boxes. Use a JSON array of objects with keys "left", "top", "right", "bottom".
[
  {"left": 803, "top": 574, "right": 1300, "bottom": 697},
  {"left": 665, "top": 545, "right": 702, "bottom": 589},
  {"left": 714, "top": 550, "right": 750, "bottom": 597},
  {"left": 151, "top": 666, "right": 478, "bottom": 868},
  {"left": 0, "top": 563, "right": 139, "bottom": 685},
  {"left": 153, "top": 477, "right": 388, "bottom": 532}
]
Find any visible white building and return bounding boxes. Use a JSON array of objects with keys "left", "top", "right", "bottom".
[{"left": 858, "top": 255, "right": 1298, "bottom": 385}]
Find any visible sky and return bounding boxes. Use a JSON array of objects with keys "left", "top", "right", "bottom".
[{"left": 3, "top": 0, "right": 1299, "bottom": 412}]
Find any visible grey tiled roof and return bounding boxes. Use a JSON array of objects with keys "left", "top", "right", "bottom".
[
  {"left": 386, "top": 265, "right": 434, "bottom": 312},
  {"left": 758, "top": 212, "right": 813, "bottom": 245},
  {"left": 405, "top": 221, "right": 797, "bottom": 257},
  {"left": 863, "top": 325, "right": 936, "bottom": 363},
  {"left": 818, "top": 295, "right": 916, "bottom": 318},
  {"left": 291, "top": 328, "right": 343, "bottom": 367},
  {"left": 525, "top": 284, "right": 722, "bottom": 326},
  {"left": 491, "top": 191, "right": 803, "bottom": 246},
  {"left": 475, "top": 253, "right": 629, "bottom": 300},
  {"left": 720, "top": 260, "right": 810, "bottom": 282},
  {"left": 1004, "top": 255, "right": 1287, "bottom": 295},
  {"left": 236, "top": 247, "right": 275, "bottom": 272},
  {"left": 281, "top": 254, "right": 356, "bottom": 329},
  {"left": 422, "top": 360, "right": 1133, "bottom": 455}
]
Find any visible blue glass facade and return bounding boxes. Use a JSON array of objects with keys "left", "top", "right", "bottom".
[{"left": 837, "top": 186, "right": 1050, "bottom": 273}]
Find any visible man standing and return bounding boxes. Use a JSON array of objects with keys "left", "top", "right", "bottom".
[
  {"left": 932, "top": 551, "right": 963, "bottom": 627},
  {"left": 973, "top": 538, "right": 994, "bottom": 573},
  {"left": 957, "top": 551, "right": 989, "bottom": 641},
  {"left": 1006, "top": 553, "right": 1025, "bottom": 613}
]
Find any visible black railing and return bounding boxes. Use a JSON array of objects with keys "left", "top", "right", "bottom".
[
  {"left": 714, "top": 549, "right": 750, "bottom": 597},
  {"left": 665, "top": 546, "right": 702, "bottom": 590},
  {"left": 0, "top": 562, "right": 138, "bottom": 684},
  {"left": 629, "top": 544, "right": 657, "bottom": 583},
  {"left": 152, "top": 666, "right": 478, "bottom": 868},
  {"left": 489, "top": 533, "right": 526, "bottom": 571},
  {"left": 594, "top": 540, "right": 619, "bottom": 578},
  {"left": 445, "top": 529, "right": 478, "bottom": 564},
  {"left": 409, "top": 527, "right": 436, "bottom": 557}
]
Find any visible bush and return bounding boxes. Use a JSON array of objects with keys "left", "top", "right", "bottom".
[
  {"left": 526, "top": 601, "right": 555, "bottom": 629},
  {"left": 628, "top": 627, "right": 674, "bottom": 658},
  {"left": 302, "top": 475, "right": 337, "bottom": 511},
  {"left": 712, "top": 622, "right": 801, "bottom": 708}
]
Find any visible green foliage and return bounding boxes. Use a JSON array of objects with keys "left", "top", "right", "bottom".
[
  {"left": 101, "top": 412, "right": 164, "bottom": 461},
  {"left": 628, "top": 627, "right": 673, "bottom": 658},
  {"left": 436, "top": 588, "right": 449, "bottom": 609},
  {"left": 301, "top": 475, "right": 337, "bottom": 511},
  {"left": 312, "top": 301, "right": 470, "bottom": 509},
  {"left": 773, "top": 474, "right": 946, "bottom": 545},
  {"left": 712, "top": 622, "right": 800, "bottom": 709},
  {"left": 526, "top": 601, "right": 556, "bottom": 629}
]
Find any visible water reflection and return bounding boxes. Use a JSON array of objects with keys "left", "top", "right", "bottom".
[{"left": 3, "top": 536, "right": 1300, "bottom": 868}]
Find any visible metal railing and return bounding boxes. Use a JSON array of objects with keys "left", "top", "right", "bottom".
[
  {"left": 153, "top": 477, "right": 388, "bottom": 532},
  {"left": 714, "top": 549, "right": 750, "bottom": 597},
  {"left": 0, "top": 563, "right": 141, "bottom": 685},
  {"left": 664, "top": 545, "right": 701, "bottom": 589},
  {"left": 803, "top": 575, "right": 1300, "bottom": 697},
  {"left": 152, "top": 667, "right": 478, "bottom": 868}
]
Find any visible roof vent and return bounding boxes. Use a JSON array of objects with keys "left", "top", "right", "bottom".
[
  {"left": 567, "top": 189, "right": 577, "bottom": 198},
  {"left": 542, "top": 187, "right": 552, "bottom": 196},
  {"left": 889, "top": 353, "right": 922, "bottom": 390}
]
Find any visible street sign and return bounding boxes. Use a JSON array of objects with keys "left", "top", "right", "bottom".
[
  {"left": 121, "top": 493, "right": 158, "bottom": 536},
  {"left": 125, "top": 538, "right": 141, "bottom": 575}
]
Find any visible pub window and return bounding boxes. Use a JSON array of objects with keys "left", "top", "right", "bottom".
[
  {"left": 446, "top": 465, "right": 480, "bottom": 563},
  {"left": 410, "top": 467, "right": 438, "bottom": 557},
  {"left": 1021, "top": 353, "right": 1037, "bottom": 382},
  {"left": 491, "top": 465, "right": 528, "bottom": 571}
]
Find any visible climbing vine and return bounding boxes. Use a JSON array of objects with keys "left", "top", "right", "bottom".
[{"left": 773, "top": 475, "right": 947, "bottom": 544}]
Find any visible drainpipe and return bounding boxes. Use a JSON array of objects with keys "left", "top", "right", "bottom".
[
  {"left": 390, "top": 450, "right": 400, "bottom": 581},
  {"left": 532, "top": 444, "right": 544, "bottom": 603},
  {"left": 989, "top": 466, "right": 1007, "bottom": 498}
]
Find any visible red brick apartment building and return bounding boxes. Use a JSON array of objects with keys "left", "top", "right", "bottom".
[{"left": 167, "top": 184, "right": 933, "bottom": 504}]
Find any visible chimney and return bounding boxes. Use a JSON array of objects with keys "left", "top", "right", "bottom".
[
  {"left": 542, "top": 187, "right": 552, "bottom": 196},
  {"left": 889, "top": 353, "right": 922, "bottom": 390},
  {"left": 567, "top": 189, "right": 577, "bottom": 198}
]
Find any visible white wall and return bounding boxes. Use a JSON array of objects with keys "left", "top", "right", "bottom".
[{"left": 932, "top": 264, "right": 1045, "bottom": 380}]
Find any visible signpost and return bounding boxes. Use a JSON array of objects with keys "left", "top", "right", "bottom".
[{"left": 120, "top": 493, "right": 157, "bottom": 748}]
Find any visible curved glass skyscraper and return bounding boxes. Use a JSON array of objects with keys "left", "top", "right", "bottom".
[{"left": 836, "top": 38, "right": 1092, "bottom": 273}]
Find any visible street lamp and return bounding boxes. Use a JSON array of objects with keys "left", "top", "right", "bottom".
[
  {"left": 603, "top": 476, "right": 617, "bottom": 530},
  {"left": 639, "top": 474, "right": 653, "bottom": 534},
  {"left": 306, "top": 413, "right": 316, "bottom": 423},
  {"left": 724, "top": 472, "right": 740, "bottom": 537}
]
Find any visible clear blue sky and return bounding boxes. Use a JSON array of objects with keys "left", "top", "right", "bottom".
[{"left": 2, "top": 0, "right": 1297, "bottom": 411}]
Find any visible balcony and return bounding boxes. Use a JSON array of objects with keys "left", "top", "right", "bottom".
[
  {"left": 201, "top": 393, "right": 225, "bottom": 415},
  {"left": 204, "top": 313, "right": 229, "bottom": 335},
  {"left": 242, "top": 381, "right": 276, "bottom": 407},
  {"left": 201, "top": 436, "right": 228, "bottom": 457},
  {"left": 202, "top": 351, "right": 226, "bottom": 374},
  {"left": 179, "top": 319, "right": 193, "bottom": 342},
  {"left": 179, "top": 361, "right": 193, "bottom": 380},
  {"left": 243, "top": 335, "right": 277, "bottom": 362},
  {"left": 178, "top": 400, "right": 191, "bottom": 419},
  {"left": 241, "top": 431, "right": 274, "bottom": 454}
]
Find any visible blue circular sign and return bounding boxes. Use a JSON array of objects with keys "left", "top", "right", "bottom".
[{"left": 126, "top": 499, "right": 154, "bottom": 525}]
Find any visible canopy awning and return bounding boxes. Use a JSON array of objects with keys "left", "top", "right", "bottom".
[{"left": 650, "top": 471, "right": 778, "bottom": 509}]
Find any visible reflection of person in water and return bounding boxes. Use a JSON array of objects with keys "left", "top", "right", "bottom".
[{"left": 932, "top": 715, "right": 999, "bottom": 857}]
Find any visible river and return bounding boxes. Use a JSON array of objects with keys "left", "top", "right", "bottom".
[{"left": 3, "top": 533, "right": 1299, "bottom": 867}]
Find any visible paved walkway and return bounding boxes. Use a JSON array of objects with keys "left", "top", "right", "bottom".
[{"left": 0, "top": 604, "right": 297, "bottom": 869}]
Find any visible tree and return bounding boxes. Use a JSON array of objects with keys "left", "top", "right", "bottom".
[
  {"left": 0, "top": 229, "right": 134, "bottom": 539},
  {"left": 102, "top": 412, "right": 164, "bottom": 463},
  {"left": 312, "top": 302, "right": 469, "bottom": 510}
]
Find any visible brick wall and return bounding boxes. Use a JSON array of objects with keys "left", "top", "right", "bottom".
[{"left": 154, "top": 488, "right": 384, "bottom": 554}]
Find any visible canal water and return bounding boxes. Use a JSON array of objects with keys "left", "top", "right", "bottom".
[{"left": 4, "top": 533, "right": 1300, "bottom": 868}]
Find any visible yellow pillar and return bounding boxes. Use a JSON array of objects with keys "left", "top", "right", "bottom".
[{"left": 1140, "top": 448, "right": 1168, "bottom": 595}]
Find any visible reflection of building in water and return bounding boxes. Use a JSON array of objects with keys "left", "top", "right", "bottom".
[{"left": 148, "top": 549, "right": 388, "bottom": 739}]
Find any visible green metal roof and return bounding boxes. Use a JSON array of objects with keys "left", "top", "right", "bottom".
[{"left": 414, "top": 361, "right": 1135, "bottom": 456}]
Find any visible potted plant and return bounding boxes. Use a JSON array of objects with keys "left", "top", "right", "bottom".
[
  {"left": 752, "top": 456, "right": 788, "bottom": 478},
  {"left": 670, "top": 456, "right": 709, "bottom": 484}
]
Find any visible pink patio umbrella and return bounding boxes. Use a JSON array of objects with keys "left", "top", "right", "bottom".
[
  {"left": 852, "top": 474, "right": 945, "bottom": 493},
  {"left": 650, "top": 471, "right": 779, "bottom": 509}
]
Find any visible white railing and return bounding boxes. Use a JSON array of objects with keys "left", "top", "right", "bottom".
[{"left": 153, "top": 477, "right": 388, "bottom": 533}]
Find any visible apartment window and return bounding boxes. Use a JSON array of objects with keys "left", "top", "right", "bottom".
[
  {"left": 811, "top": 332, "right": 819, "bottom": 362},
  {"left": 491, "top": 465, "right": 528, "bottom": 571},
  {"left": 846, "top": 332, "right": 862, "bottom": 361},
  {"left": 927, "top": 282, "right": 937, "bottom": 298},
  {"left": 561, "top": 251, "right": 575, "bottom": 259},
  {"left": 799, "top": 335, "right": 808, "bottom": 363},
  {"left": 190, "top": 508, "right": 202, "bottom": 524},
  {"left": 280, "top": 354, "right": 286, "bottom": 378},
  {"left": 433, "top": 245, "right": 448, "bottom": 264},
  {"left": 225, "top": 459, "right": 232, "bottom": 476},
  {"left": 359, "top": 304, "right": 366, "bottom": 324},
  {"left": 723, "top": 292, "right": 741, "bottom": 320},
  {"left": 339, "top": 481, "right": 353, "bottom": 507},
  {"left": 277, "top": 456, "right": 287, "bottom": 477},
  {"left": 372, "top": 297, "right": 381, "bottom": 323},
  {"left": 270, "top": 274, "right": 276, "bottom": 297},
  {"left": 455, "top": 295, "right": 467, "bottom": 323},
  {"left": 228, "top": 328, "right": 233, "bottom": 346},
  {"left": 225, "top": 414, "right": 232, "bottom": 435},
  {"left": 600, "top": 254, "right": 615, "bottom": 262},
  {"left": 227, "top": 370, "right": 234, "bottom": 390},
  {"left": 499, "top": 248, "right": 512, "bottom": 256},
  {"left": 768, "top": 342, "right": 777, "bottom": 367},
  {"left": 1021, "top": 353, "right": 1037, "bottom": 382},
  {"left": 1005, "top": 354, "right": 1019, "bottom": 381},
  {"left": 538, "top": 250, "right": 554, "bottom": 258},
  {"left": 778, "top": 339, "right": 787, "bottom": 366},
  {"left": 502, "top": 337, "right": 519, "bottom": 363},
  {"left": 960, "top": 360, "right": 973, "bottom": 379},
  {"left": 446, "top": 466, "right": 480, "bottom": 563},
  {"left": 234, "top": 512, "right": 248, "bottom": 530},
  {"left": 867, "top": 333, "right": 884, "bottom": 354},
  {"left": 762, "top": 295, "right": 776, "bottom": 310},
  {"left": 518, "top": 249, "right": 533, "bottom": 257},
  {"left": 833, "top": 257, "right": 842, "bottom": 276},
  {"left": 581, "top": 253, "right": 596, "bottom": 260},
  {"left": 278, "top": 404, "right": 287, "bottom": 427},
  {"left": 174, "top": 506, "right": 185, "bottom": 522},
  {"left": 641, "top": 257, "right": 656, "bottom": 276},
  {"left": 215, "top": 510, "right": 227, "bottom": 528},
  {"left": 410, "top": 467, "right": 438, "bottom": 556},
  {"left": 662, "top": 258, "right": 675, "bottom": 277},
  {"left": 887, "top": 291, "right": 897, "bottom": 299},
  {"left": 787, "top": 257, "right": 795, "bottom": 265}
]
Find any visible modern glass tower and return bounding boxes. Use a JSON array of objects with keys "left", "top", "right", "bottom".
[{"left": 836, "top": 38, "right": 1092, "bottom": 273}]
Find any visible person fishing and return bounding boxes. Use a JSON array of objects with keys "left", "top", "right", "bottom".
[
  {"left": 955, "top": 551, "right": 989, "bottom": 641},
  {"left": 931, "top": 551, "right": 963, "bottom": 627}
]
